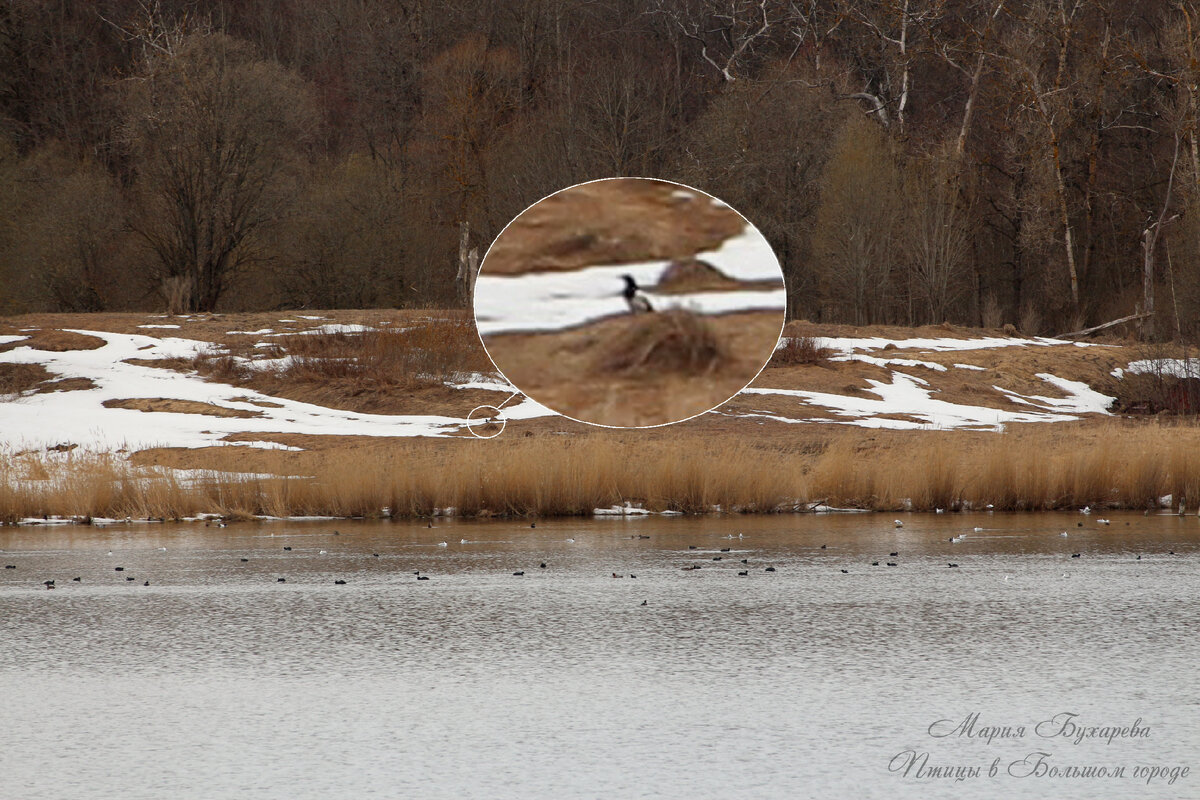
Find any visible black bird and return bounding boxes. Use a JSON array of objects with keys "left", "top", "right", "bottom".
[
  {"left": 539, "top": 562, "right": 547, "bottom": 568},
  {"left": 765, "top": 567, "right": 776, "bottom": 572},
  {"left": 820, "top": 544, "right": 827, "bottom": 549},
  {"left": 277, "top": 577, "right": 286, "bottom": 582},
  {"left": 283, "top": 547, "right": 292, "bottom": 551},
  {"left": 886, "top": 562, "right": 897, "bottom": 567},
  {"left": 240, "top": 558, "right": 249, "bottom": 562},
  {"left": 114, "top": 566, "right": 124, "bottom": 571},
  {"left": 334, "top": 579, "right": 347, "bottom": 585},
  {"left": 1071, "top": 553, "right": 1081, "bottom": 558},
  {"left": 630, "top": 574, "right": 637, "bottom": 579},
  {"left": 688, "top": 545, "right": 697, "bottom": 550},
  {"left": 143, "top": 581, "right": 150, "bottom": 586},
  {"left": 948, "top": 563, "right": 959, "bottom": 568},
  {"left": 640, "top": 600, "right": 648, "bottom": 606},
  {"left": 720, "top": 548, "right": 730, "bottom": 552},
  {"left": 713, "top": 556, "right": 722, "bottom": 561},
  {"left": 738, "top": 571, "right": 749, "bottom": 576},
  {"left": 125, "top": 576, "right": 134, "bottom": 581},
  {"left": 416, "top": 575, "right": 429, "bottom": 581},
  {"left": 740, "top": 559, "right": 748, "bottom": 564},
  {"left": 513, "top": 571, "right": 525, "bottom": 576},
  {"left": 871, "top": 561, "right": 880, "bottom": 566},
  {"left": 890, "top": 552, "right": 898, "bottom": 557},
  {"left": 621, "top": 274, "right": 654, "bottom": 314},
  {"left": 840, "top": 569, "right": 849, "bottom": 574},
  {"left": 72, "top": 576, "right": 81, "bottom": 582},
  {"left": 3, "top": 565, "right": 14, "bottom": 569}
]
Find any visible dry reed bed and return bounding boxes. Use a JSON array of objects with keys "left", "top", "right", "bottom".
[
  {"left": 191, "top": 316, "right": 492, "bottom": 391},
  {"left": 2, "top": 424, "right": 1199, "bottom": 521}
]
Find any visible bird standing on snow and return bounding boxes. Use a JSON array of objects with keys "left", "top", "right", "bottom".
[{"left": 621, "top": 275, "right": 654, "bottom": 314}]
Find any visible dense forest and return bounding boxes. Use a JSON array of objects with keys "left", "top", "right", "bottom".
[{"left": 1, "top": 0, "right": 1199, "bottom": 338}]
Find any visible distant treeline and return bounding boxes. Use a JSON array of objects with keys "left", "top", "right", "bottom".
[{"left": 1, "top": 0, "right": 1199, "bottom": 338}]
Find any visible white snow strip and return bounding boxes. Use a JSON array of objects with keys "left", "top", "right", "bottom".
[
  {"left": 1121, "top": 358, "right": 1200, "bottom": 379},
  {"left": 742, "top": 370, "right": 1112, "bottom": 431},
  {"left": 955, "top": 363, "right": 987, "bottom": 371},
  {"left": 832, "top": 353, "right": 948, "bottom": 372},
  {"left": 778, "top": 335, "right": 1090, "bottom": 354},
  {"left": 476, "top": 226, "right": 783, "bottom": 336},
  {"left": 268, "top": 324, "right": 374, "bottom": 336},
  {"left": 0, "top": 335, "right": 29, "bottom": 346},
  {"left": 477, "top": 281, "right": 784, "bottom": 336},
  {"left": 228, "top": 328, "right": 275, "bottom": 335},
  {"left": 136, "top": 324, "right": 181, "bottom": 330},
  {"left": 0, "top": 329, "right": 556, "bottom": 451}
]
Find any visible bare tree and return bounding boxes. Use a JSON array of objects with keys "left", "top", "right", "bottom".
[
  {"left": 123, "top": 32, "right": 314, "bottom": 312},
  {"left": 813, "top": 116, "right": 903, "bottom": 324},
  {"left": 901, "top": 151, "right": 972, "bottom": 323},
  {"left": 652, "top": 0, "right": 776, "bottom": 83}
]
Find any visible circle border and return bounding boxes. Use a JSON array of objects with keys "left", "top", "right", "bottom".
[
  {"left": 465, "top": 404, "right": 507, "bottom": 439},
  {"left": 471, "top": 176, "right": 787, "bottom": 430}
]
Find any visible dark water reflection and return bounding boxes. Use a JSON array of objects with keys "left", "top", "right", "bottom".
[{"left": 1, "top": 512, "right": 1197, "bottom": 799}]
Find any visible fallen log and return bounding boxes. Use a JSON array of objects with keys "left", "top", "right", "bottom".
[{"left": 1056, "top": 312, "right": 1151, "bottom": 339}]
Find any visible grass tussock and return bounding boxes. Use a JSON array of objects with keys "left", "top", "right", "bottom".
[
  {"left": 4, "top": 423, "right": 1200, "bottom": 520},
  {"left": 768, "top": 336, "right": 832, "bottom": 367},
  {"left": 596, "top": 308, "right": 727, "bottom": 376}
]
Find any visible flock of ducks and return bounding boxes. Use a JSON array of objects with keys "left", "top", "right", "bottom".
[{"left": 2, "top": 516, "right": 1186, "bottom": 592}]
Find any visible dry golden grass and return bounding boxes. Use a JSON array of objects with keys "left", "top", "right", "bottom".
[
  {"left": 5, "top": 421, "right": 1200, "bottom": 520},
  {"left": 806, "top": 422, "right": 1195, "bottom": 511},
  {"left": 0, "top": 438, "right": 802, "bottom": 521},
  {"left": 269, "top": 319, "right": 491, "bottom": 384}
]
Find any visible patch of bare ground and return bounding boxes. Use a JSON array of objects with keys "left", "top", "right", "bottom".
[
  {"left": 185, "top": 314, "right": 498, "bottom": 415},
  {"left": 651, "top": 259, "right": 779, "bottom": 295},
  {"left": 231, "top": 396, "right": 283, "bottom": 408},
  {"left": 0, "top": 329, "right": 105, "bottom": 352},
  {"left": 0, "top": 363, "right": 53, "bottom": 395},
  {"left": 1, "top": 309, "right": 468, "bottom": 349},
  {"left": 102, "top": 398, "right": 263, "bottom": 418},
  {"left": 36, "top": 377, "right": 96, "bottom": 393},
  {"left": 484, "top": 310, "right": 781, "bottom": 427},
  {"left": 481, "top": 179, "right": 747, "bottom": 276}
]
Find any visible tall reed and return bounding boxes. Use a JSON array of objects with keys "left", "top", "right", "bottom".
[{"left": 2, "top": 424, "right": 1199, "bottom": 520}]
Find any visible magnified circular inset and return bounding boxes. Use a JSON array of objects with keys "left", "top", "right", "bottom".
[{"left": 473, "top": 178, "right": 786, "bottom": 428}]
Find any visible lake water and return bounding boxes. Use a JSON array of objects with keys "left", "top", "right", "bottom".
[{"left": 1, "top": 512, "right": 1197, "bottom": 799}]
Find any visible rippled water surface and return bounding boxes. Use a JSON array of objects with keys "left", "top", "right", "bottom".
[{"left": 2, "top": 512, "right": 1198, "bottom": 799}]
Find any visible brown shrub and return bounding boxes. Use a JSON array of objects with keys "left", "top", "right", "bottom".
[{"left": 768, "top": 335, "right": 832, "bottom": 367}]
